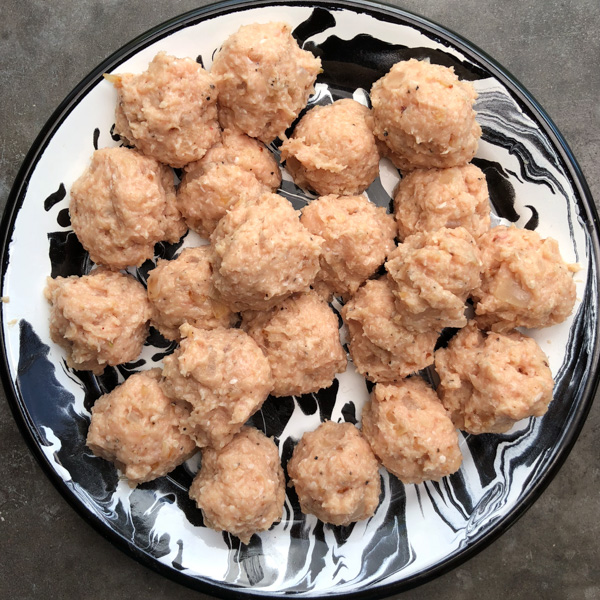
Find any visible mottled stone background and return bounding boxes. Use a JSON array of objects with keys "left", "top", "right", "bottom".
[{"left": 0, "top": 1, "right": 598, "bottom": 599}]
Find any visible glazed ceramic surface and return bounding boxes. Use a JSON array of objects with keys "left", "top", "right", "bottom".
[{"left": 1, "top": 1, "right": 598, "bottom": 598}]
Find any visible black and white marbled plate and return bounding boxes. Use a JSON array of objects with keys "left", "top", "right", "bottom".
[{"left": 1, "top": 1, "right": 599, "bottom": 598}]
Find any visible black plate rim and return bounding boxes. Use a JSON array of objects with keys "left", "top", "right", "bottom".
[{"left": 1, "top": 1, "right": 599, "bottom": 598}]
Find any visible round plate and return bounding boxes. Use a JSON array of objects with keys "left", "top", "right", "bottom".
[{"left": 1, "top": 1, "right": 599, "bottom": 598}]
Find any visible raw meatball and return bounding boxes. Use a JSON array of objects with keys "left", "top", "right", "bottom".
[
  {"left": 147, "top": 247, "right": 236, "bottom": 341},
  {"left": 362, "top": 378, "right": 462, "bottom": 484},
  {"left": 189, "top": 427, "right": 285, "bottom": 544},
  {"left": 210, "top": 192, "right": 323, "bottom": 311},
  {"left": 111, "top": 52, "right": 220, "bottom": 167},
  {"left": 280, "top": 99, "right": 380, "bottom": 196},
  {"left": 287, "top": 421, "right": 381, "bottom": 526},
  {"left": 70, "top": 147, "right": 186, "bottom": 269},
  {"left": 211, "top": 22, "right": 321, "bottom": 143},
  {"left": 435, "top": 322, "right": 554, "bottom": 434},
  {"left": 371, "top": 59, "right": 481, "bottom": 171},
  {"left": 177, "top": 130, "right": 281, "bottom": 236},
  {"left": 341, "top": 278, "right": 438, "bottom": 383},
  {"left": 394, "top": 164, "right": 490, "bottom": 240},
  {"left": 385, "top": 227, "right": 482, "bottom": 332},
  {"left": 242, "top": 292, "right": 346, "bottom": 397},
  {"left": 44, "top": 268, "right": 152, "bottom": 375},
  {"left": 300, "top": 194, "right": 396, "bottom": 299},
  {"left": 87, "top": 369, "right": 196, "bottom": 485},
  {"left": 160, "top": 324, "right": 272, "bottom": 449},
  {"left": 472, "top": 226, "right": 577, "bottom": 331}
]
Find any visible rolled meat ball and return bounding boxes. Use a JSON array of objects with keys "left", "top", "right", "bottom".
[
  {"left": 70, "top": 146, "right": 186, "bottom": 269},
  {"left": 160, "top": 324, "right": 273, "bottom": 449},
  {"left": 300, "top": 194, "right": 396, "bottom": 299},
  {"left": 242, "top": 292, "right": 347, "bottom": 397},
  {"left": 211, "top": 22, "right": 321, "bottom": 143},
  {"left": 147, "top": 246, "right": 237, "bottom": 341},
  {"left": 371, "top": 59, "right": 481, "bottom": 171},
  {"left": 210, "top": 192, "right": 323, "bottom": 311},
  {"left": 385, "top": 227, "right": 482, "bottom": 332},
  {"left": 189, "top": 427, "right": 285, "bottom": 544},
  {"left": 280, "top": 99, "right": 380, "bottom": 196},
  {"left": 87, "top": 369, "right": 196, "bottom": 486},
  {"left": 287, "top": 421, "right": 381, "bottom": 526},
  {"left": 362, "top": 377, "right": 462, "bottom": 484},
  {"left": 394, "top": 164, "right": 490, "bottom": 240},
  {"left": 45, "top": 268, "right": 152, "bottom": 375},
  {"left": 177, "top": 130, "right": 281, "bottom": 237},
  {"left": 110, "top": 51, "right": 220, "bottom": 168},
  {"left": 472, "top": 226, "right": 577, "bottom": 332},
  {"left": 435, "top": 322, "right": 554, "bottom": 434},
  {"left": 341, "top": 278, "right": 438, "bottom": 383}
]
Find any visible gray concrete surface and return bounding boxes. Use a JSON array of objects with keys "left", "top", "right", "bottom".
[{"left": 0, "top": 1, "right": 598, "bottom": 598}]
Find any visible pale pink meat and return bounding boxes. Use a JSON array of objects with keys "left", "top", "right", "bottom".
[
  {"left": 371, "top": 59, "right": 481, "bottom": 171},
  {"left": 69, "top": 146, "right": 186, "bottom": 269},
  {"left": 44, "top": 268, "right": 152, "bottom": 375},
  {"left": 300, "top": 194, "right": 396, "bottom": 299},
  {"left": 287, "top": 421, "right": 381, "bottom": 526},
  {"left": 189, "top": 427, "right": 285, "bottom": 544},
  {"left": 281, "top": 99, "right": 380, "bottom": 196},
  {"left": 242, "top": 292, "right": 346, "bottom": 397},
  {"left": 211, "top": 22, "right": 321, "bottom": 143},
  {"left": 111, "top": 52, "right": 220, "bottom": 168},
  {"left": 160, "top": 324, "right": 273, "bottom": 449},
  {"left": 435, "top": 322, "right": 554, "bottom": 434},
  {"left": 87, "top": 369, "right": 196, "bottom": 486}
]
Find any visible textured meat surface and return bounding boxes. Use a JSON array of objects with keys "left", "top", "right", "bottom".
[
  {"left": 112, "top": 52, "right": 220, "bottom": 168},
  {"left": 371, "top": 59, "right": 480, "bottom": 171},
  {"left": 147, "top": 246, "right": 236, "bottom": 341},
  {"left": 362, "top": 377, "right": 462, "bottom": 484},
  {"left": 160, "top": 324, "right": 272, "bottom": 449},
  {"left": 242, "top": 291, "right": 346, "bottom": 397},
  {"left": 281, "top": 99, "right": 380, "bottom": 196},
  {"left": 70, "top": 147, "right": 186, "bottom": 269},
  {"left": 472, "top": 226, "right": 577, "bottom": 331},
  {"left": 287, "top": 421, "right": 381, "bottom": 526},
  {"left": 210, "top": 192, "right": 323, "bottom": 311},
  {"left": 211, "top": 22, "right": 321, "bottom": 143},
  {"left": 300, "top": 194, "right": 396, "bottom": 299},
  {"left": 87, "top": 369, "right": 196, "bottom": 485},
  {"left": 435, "top": 322, "right": 554, "bottom": 434},
  {"left": 45, "top": 268, "right": 152, "bottom": 374},
  {"left": 189, "top": 427, "right": 285, "bottom": 544}
]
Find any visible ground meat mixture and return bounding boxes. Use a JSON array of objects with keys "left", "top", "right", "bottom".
[
  {"left": 242, "top": 291, "right": 346, "bottom": 397},
  {"left": 371, "top": 59, "right": 481, "bottom": 171},
  {"left": 385, "top": 227, "right": 482, "bottom": 332},
  {"left": 280, "top": 99, "right": 380, "bottom": 196},
  {"left": 210, "top": 192, "right": 323, "bottom": 311},
  {"left": 435, "top": 322, "right": 554, "bottom": 434},
  {"left": 189, "top": 427, "right": 285, "bottom": 544},
  {"left": 110, "top": 51, "right": 220, "bottom": 168},
  {"left": 211, "top": 22, "right": 321, "bottom": 143},
  {"left": 177, "top": 129, "right": 281, "bottom": 237},
  {"left": 147, "top": 246, "right": 236, "bottom": 341},
  {"left": 362, "top": 377, "right": 462, "bottom": 484},
  {"left": 394, "top": 164, "right": 491, "bottom": 240},
  {"left": 69, "top": 147, "right": 186, "bottom": 269},
  {"left": 300, "top": 194, "right": 396, "bottom": 299},
  {"left": 341, "top": 278, "right": 438, "bottom": 383},
  {"left": 160, "top": 324, "right": 273, "bottom": 449},
  {"left": 287, "top": 421, "right": 381, "bottom": 526},
  {"left": 87, "top": 369, "right": 196, "bottom": 486},
  {"left": 45, "top": 268, "right": 152, "bottom": 374},
  {"left": 472, "top": 226, "right": 577, "bottom": 331}
]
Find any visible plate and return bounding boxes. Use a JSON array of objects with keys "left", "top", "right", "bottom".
[{"left": 1, "top": 1, "right": 599, "bottom": 598}]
